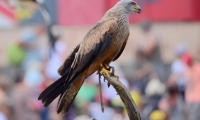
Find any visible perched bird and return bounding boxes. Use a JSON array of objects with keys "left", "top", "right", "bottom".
[{"left": 38, "top": 0, "right": 141, "bottom": 115}]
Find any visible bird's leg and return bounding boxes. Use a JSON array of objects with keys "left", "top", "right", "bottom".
[
  {"left": 99, "top": 64, "right": 112, "bottom": 87},
  {"left": 102, "top": 64, "right": 119, "bottom": 79},
  {"left": 102, "top": 64, "right": 119, "bottom": 87},
  {"left": 109, "top": 66, "right": 119, "bottom": 79},
  {"left": 98, "top": 74, "right": 104, "bottom": 112},
  {"left": 101, "top": 64, "right": 111, "bottom": 87},
  {"left": 98, "top": 64, "right": 109, "bottom": 112},
  {"left": 99, "top": 64, "right": 111, "bottom": 77},
  {"left": 103, "top": 64, "right": 110, "bottom": 70}
]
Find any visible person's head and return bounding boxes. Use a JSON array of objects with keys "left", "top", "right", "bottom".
[
  {"left": 181, "top": 52, "right": 193, "bottom": 67},
  {"left": 140, "top": 21, "right": 152, "bottom": 33},
  {"left": 35, "top": 26, "right": 45, "bottom": 35},
  {"left": 136, "top": 49, "right": 144, "bottom": 60},
  {"left": 175, "top": 45, "right": 186, "bottom": 58},
  {"left": 167, "top": 84, "right": 179, "bottom": 96},
  {"left": 115, "top": 106, "right": 124, "bottom": 114},
  {"left": 0, "top": 75, "right": 11, "bottom": 92}
]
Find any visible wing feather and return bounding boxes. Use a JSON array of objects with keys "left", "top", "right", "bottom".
[
  {"left": 113, "top": 34, "right": 129, "bottom": 61},
  {"left": 58, "top": 45, "right": 80, "bottom": 76},
  {"left": 57, "top": 19, "right": 118, "bottom": 110},
  {"left": 39, "top": 19, "right": 119, "bottom": 112}
]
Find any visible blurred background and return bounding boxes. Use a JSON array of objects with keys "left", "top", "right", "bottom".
[{"left": 0, "top": 0, "right": 200, "bottom": 120}]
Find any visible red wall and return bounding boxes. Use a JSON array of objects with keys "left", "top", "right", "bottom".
[
  {"left": 108, "top": 0, "right": 200, "bottom": 22},
  {"left": 58, "top": 0, "right": 200, "bottom": 26},
  {"left": 58, "top": 0, "right": 107, "bottom": 26},
  {"left": 192, "top": 0, "right": 200, "bottom": 21}
]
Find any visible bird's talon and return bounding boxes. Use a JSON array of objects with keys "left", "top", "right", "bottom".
[
  {"left": 108, "top": 66, "right": 119, "bottom": 79},
  {"left": 109, "top": 66, "right": 115, "bottom": 73},
  {"left": 99, "top": 67, "right": 110, "bottom": 77},
  {"left": 114, "top": 75, "right": 119, "bottom": 79},
  {"left": 107, "top": 82, "right": 110, "bottom": 88},
  {"left": 103, "top": 64, "right": 110, "bottom": 70}
]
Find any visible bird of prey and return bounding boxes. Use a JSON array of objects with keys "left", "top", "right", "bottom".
[{"left": 38, "top": 0, "right": 141, "bottom": 115}]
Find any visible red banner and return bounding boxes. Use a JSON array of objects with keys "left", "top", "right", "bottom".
[
  {"left": 108, "top": 0, "right": 200, "bottom": 22},
  {"left": 57, "top": 0, "right": 200, "bottom": 26},
  {"left": 58, "top": 0, "right": 106, "bottom": 26}
]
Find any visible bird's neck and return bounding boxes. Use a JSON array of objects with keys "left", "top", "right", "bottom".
[{"left": 103, "top": 7, "right": 129, "bottom": 23}]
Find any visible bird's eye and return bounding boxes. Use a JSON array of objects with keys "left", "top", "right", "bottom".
[{"left": 130, "top": 1, "right": 136, "bottom": 5}]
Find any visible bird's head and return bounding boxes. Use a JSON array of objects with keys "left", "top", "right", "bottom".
[{"left": 117, "top": 0, "right": 141, "bottom": 14}]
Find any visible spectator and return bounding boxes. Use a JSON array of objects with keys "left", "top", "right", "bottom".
[
  {"left": 170, "top": 45, "right": 187, "bottom": 100},
  {"left": 141, "top": 75, "right": 165, "bottom": 120},
  {"left": 0, "top": 75, "right": 11, "bottom": 120},
  {"left": 140, "top": 21, "right": 169, "bottom": 83},
  {"left": 11, "top": 83, "right": 42, "bottom": 120},
  {"left": 133, "top": 50, "right": 152, "bottom": 92},
  {"left": 111, "top": 106, "right": 128, "bottom": 120},
  {"left": 0, "top": 89, "right": 8, "bottom": 120},
  {"left": 18, "top": 27, "right": 45, "bottom": 70},
  {"left": 159, "top": 83, "right": 186, "bottom": 120},
  {"left": 122, "top": 49, "right": 153, "bottom": 94},
  {"left": 183, "top": 54, "right": 200, "bottom": 120},
  {"left": 88, "top": 100, "right": 114, "bottom": 120}
]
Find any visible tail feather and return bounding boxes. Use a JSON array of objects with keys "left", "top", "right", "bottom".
[
  {"left": 43, "top": 87, "right": 63, "bottom": 107},
  {"left": 57, "top": 78, "right": 84, "bottom": 115},
  {"left": 38, "top": 74, "right": 68, "bottom": 107},
  {"left": 57, "top": 90, "right": 78, "bottom": 114},
  {"left": 38, "top": 75, "right": 65, "bottom": 100},
  {"left": 38, "top": 70, "right": 81, "bottom": 109}
]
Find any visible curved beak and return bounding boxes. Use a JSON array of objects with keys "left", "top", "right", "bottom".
[{"left": 134, "top": 4, "right": 141, "bottom": 14}]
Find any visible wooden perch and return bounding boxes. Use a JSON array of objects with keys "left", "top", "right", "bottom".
[{"left": 102, "top": 73, "right": 141, "bottom": 120}]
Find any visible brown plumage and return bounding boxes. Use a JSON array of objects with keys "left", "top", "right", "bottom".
[{"left": 38, "top": 0, "right": 141, "bottom": 115}]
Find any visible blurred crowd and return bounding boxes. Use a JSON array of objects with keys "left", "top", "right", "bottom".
[{"left": 0, "top": 22, "right": 200, "bottom": 120}]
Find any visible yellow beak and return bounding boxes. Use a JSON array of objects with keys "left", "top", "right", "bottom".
[{"left": 134, "top": 4, "right": 141, "bottom": 14}]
